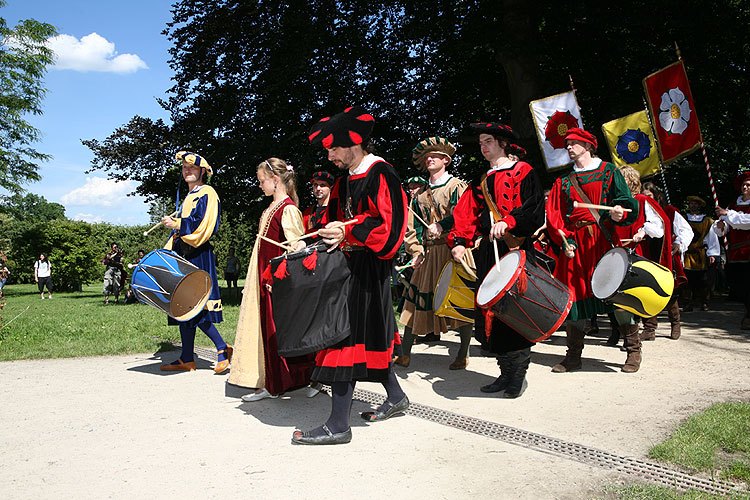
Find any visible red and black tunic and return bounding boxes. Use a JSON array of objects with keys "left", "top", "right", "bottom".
[
  {"left": 448, "top": 161, "right": 545, "bottom": 353},
  {"left": 312, "top": 156, "right": 407, "bottom": 383},
  {"left": 302, "top": 204, "right": 329, "bottom": 234}
]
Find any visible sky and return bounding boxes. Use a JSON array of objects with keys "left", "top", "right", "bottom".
[{"left": 1, "top": 0, "right": 176, "bottom": 225}]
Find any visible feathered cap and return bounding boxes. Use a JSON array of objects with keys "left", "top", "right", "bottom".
[
  {"left": 175, "top": 151, "right": 213, "bottom": 176},
  {"left": 411, "top": 137, "right": 456, "bottom": 168},
  {"left": 308, "top": 106, "right": 375, "bottom": 149},
  {"left": 405, "top": 176, "right": 428, "bottom": 186}
]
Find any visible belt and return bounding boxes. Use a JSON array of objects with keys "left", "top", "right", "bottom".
[
  {"left": 341, "top": 244, "right": 365, "bottom": 252},
  {"left": 573, "top": 220, "right": 595, "bottom": 228},
  {"left": 424, "top": 237, "right": 447, "bottom": 247}
]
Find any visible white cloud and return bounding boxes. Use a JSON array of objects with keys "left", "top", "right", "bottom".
[
  {"left": 71, "top": 213, "right": 103, "bottom": 223},
  {"left": 61, "top": 176, "right": 138, "bottom": 207},
  {"left": 47, "top": 32, "right": 148, "bottom": 74}
]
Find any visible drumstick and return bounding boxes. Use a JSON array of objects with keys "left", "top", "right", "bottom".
[
  {"left": 259, "top": 235, "right": 294, "bottom": 252},
  {"left": 143, "top": 211, "right": 179, "bottom": 236},
  {"left": 620, "top": 238, "right": 635, "bottom": 243},
  {"left": 458, "top": 255, "right": 477, "bottom": 281},
  {"left": 573, "top": 201, "right": 632, "bottom": 213},
  {"left": 558, "top": 229, "right": 573, "bottom": 254},
  {"left": 408, "top": 205, "right": 430, "bottom": 228},
  {"left": 492, "top": 238, "right": 501, "bottom": 270},
  {"left": 280, "top": 219, "right": 358, "bottom": 246}
]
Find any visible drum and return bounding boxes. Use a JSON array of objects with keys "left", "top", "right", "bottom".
[
  {"left": 434, "top": 260, "right": 476, "bottom": 323},
  {"left": 270, "top": 242, "right": 352, "bottom": 357},
  {"left": 591, "top": 247, "right": 674, "bottom": 318},
  {"left": 476, "top": 250, "right": 572, "bottom": 343},
  {"left": 130, "top": 249, "right": 212, "bottom": 321}
]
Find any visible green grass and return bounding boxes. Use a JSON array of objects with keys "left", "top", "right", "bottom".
[
  {"left": 601, "top": 483, "right": 750, "bottom": 500},
  {"left": 0, "top": 283, "right": 241, "bottom": 361},
  {"left": 649, "top": 402, "right": 750, "bottom": 483}
]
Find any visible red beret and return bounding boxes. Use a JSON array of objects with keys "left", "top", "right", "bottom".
[
  {"left": 564, "top": 128, "right": 597, "bottom": 149},
  {"left": 308, "top": 106, "right": 375, "bottom": 149},
  {"left": 310, "top": 170, "right": 335, "bottom": 186},
  {"left": 734, "top": 171, "right": 750, "bottom": 191}
]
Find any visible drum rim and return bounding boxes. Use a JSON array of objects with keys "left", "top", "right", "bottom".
[
  {"left": 476, "top": 250, "right": 526, "bottom": 310},
  {"left": 433, "top": 260, "right": 455, "bottom": 314},
  {"left": 591, "top": 246, "right": 630, "bottom": 300}
]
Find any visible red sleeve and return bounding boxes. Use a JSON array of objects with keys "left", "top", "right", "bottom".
[
  {"left": 447, "top": 182, "right": 481, "bottom": 248},
  {"left": 546, "top": 178, "right": 572, "bottom": 247}
]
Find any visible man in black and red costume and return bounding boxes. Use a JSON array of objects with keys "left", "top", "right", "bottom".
[
  {"left": 302, "top": 170, "right": 334, "bottom": 233},
  {"left": 292, "top": 106, "right": 409, "bottom": 445},
  {"left": 448, "top": 122, "right": 545, "bottom": 398}
]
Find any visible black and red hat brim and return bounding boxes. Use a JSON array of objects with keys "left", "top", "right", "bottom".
[
  {"left": 470, "top": 122, "right": 519, "bottom": 141},
  {"left": 309, "top": 106, "right": 375, "bottom": 148},
  {"left": 310, "top": 170, "right": 335, "bottom": 185}
]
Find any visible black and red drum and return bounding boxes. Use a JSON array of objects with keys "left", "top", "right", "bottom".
[
  {"left": 475, "top": 250, "right": 573, "bottom": 343},
  {"left": 269, "top": 242, "right": 352, "bottom": 357},
  {"left": 130, "top": 249, "right": 212, "bottom": 321}
]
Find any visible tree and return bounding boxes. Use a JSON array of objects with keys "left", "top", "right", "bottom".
[
  {"left": 0, "top": 192, "right": 65, "bottom": 221},
  {"left": 85, "top": 0, "right": 749, "bottom": 221},
  {"left": 0, "top": 1, "right": 56, "bottom": 193}
]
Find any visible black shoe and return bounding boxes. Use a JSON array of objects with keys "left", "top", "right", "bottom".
[
  {"left": 480, "top": 375, "right": 509, "bottom": 393},
  {"left": 418, "top": 333, "right": 441, "bottom": 343},
  {"left": 291, "top": 424, "right": 352, "bottom": 445},
  {"left": 361, "top": 396, "right": 410, "bottom": 422}
]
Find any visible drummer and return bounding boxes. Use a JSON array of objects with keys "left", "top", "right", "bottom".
[
  {"left": 396, "top": 137, "right": 474, "bottom": 370},
  {"left": 292, "top": 105, "right": 409, "bottom": 445},
  {"left": 546, "top": 129, "right": 639, "bottom": 373},
  {"left": 160, "top": 151, "right": 232, "bottom": 374},
  {"left": 448, "top": 122, "right": 544, "bottom": 398}
]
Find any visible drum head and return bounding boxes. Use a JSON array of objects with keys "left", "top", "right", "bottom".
[
  {"left": 591, "top": 247, "right": 629, "bottom": 300},
  {"left": 476, "top": 251, "right": 521, "bottom": 307},
  {"left": 433, "top": 261, "right": 454, "bottom": 312}
]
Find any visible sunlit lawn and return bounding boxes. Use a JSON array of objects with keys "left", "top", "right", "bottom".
[{"left": 0, "top": 283, "right": 242, "bottom": 361}]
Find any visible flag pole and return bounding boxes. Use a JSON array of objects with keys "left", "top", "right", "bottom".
[{"left": 641, "top": 97, "right": 671, "bottom": 205}]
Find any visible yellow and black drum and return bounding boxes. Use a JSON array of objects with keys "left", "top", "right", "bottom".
[
  {"left": 434, "top": 260, "right": 476, "bottom": 323},
  {"left": 591, "top": 247, "right": 674, "bottom": 318}
]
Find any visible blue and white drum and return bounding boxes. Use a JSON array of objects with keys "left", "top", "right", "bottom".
[{"left": 130, "top": 249, "right": 212, "bottom": 322}]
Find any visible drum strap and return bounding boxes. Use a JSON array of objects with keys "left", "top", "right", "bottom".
[
  {"left": 567, "top": 172, "right": 616, "bottom": 247},
  {"left": 424, "top": 186, "right": 442, "bottom": 223}
]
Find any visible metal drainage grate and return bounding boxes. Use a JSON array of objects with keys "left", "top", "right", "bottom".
[{"left": 352, "top": 387, "right": 746, "bottom": 497}]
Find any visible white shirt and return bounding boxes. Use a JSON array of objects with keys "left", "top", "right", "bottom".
[
  {"left": 714, "top": 196, "right": 750, "bottom": 234},
  {"left": 687, "top": 213, "right": 720, "bottom": 257},
  {"left": 672, "top": 211, "right": 692, "bottom": 255},
  {"left": 34, "top": 260, "right": 51, "bottom": 278},
  {"left": 349, "top": 153, "right": 384, "bottom": 175},
  {"left": 430, "top": 171, "right": 452, "bottom": 187},
  {"left": 573, "top": 158, "right": 603, "bottom": 172},
  {"left": 640, "top": 202, "right": 664, "bottom": 238}
]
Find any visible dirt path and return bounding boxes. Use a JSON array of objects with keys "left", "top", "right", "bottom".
[{"left": 1, "top": 299, "right": 748, "bottom": 499}]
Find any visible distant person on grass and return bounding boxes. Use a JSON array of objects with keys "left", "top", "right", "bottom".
[
  {"left": 0, "top": 263, "right": 9, "bottom": 298},
  {"left": 224, "top": 247, "right": 241, "bottom": 299},
  {"left": 102, "top": 242, "right": 124, "bottom": 305},
  {"left": 33, "top": 253, "right": 52, "bottom": 299}
]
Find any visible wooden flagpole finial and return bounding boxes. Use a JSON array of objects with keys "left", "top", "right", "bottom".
[
  {"left": 568, "top": 74, "right": 575, "bottom": 91},
  {"left": 674, "top": 41, "right": 681, "bottom": 59}
]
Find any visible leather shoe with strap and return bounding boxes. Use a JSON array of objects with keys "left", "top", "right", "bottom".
[
  {"left": 361, "top": 395, "right": 409, "bottom": 422},
  {"left": 160, "top": 359, "right": 196, "bottom": 372},
  {"left": 291, "top": 424, "right": 352, "bottom": 445},
  {"left": 214, "top": 345, "right": 233, "bottom": 374}
]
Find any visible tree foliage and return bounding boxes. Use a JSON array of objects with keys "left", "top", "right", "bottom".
[
  {"left": 85, "top": 0, "right": 749, "bottom": 225},
  {"left": 0, "top": 192, "right": 65, "bottom": 222},
  {"left": 0, "top": 1, "right": 56, "bottom": 193}
]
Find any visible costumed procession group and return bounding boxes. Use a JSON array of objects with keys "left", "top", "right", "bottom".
[{"left": 128, "top": 105, "right": 750, "bottom": 446}]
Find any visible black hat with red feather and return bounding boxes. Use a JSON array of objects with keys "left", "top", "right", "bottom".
[{"left": 308, "top": 106, "right": 375, "bottom": 149}]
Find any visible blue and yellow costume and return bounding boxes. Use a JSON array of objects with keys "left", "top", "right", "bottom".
[{"left": 161, "top": 151, "right": 231, "bottom": 373}]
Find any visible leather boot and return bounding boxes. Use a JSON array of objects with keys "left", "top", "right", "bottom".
[
  {"left": 504, "top": 348, "right": 531, "bottom": 398},
  {"left": 641, "top": 316, "right": 657, "bottom": 341},
  {"left": 480, "top": 354, "right": 512, "bottom": 393},
  {"left": 621, "top": 323, "right": 642, "bottom": 373},
  {"left": 606, "top": 313, "right": 620, "bottom": 346},
  {"left": 552, "top": 325, "right": 585, "bottom": 372},
  {"left": 667, "top": 300, "right": 681, "bottom": 339}
]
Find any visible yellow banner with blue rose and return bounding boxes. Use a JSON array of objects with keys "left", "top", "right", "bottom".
[{"left": 601, "top": 110, "right": 660, "bottom": 178}]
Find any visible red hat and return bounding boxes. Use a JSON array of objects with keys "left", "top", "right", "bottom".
[
  {"left": 310, "top": 170, "right": 335, "bottom": 186},
  {"left": 308, "top": 106, "right": 375, "bottom": 149},
  {"left": 564, "top": 128, "right": 597, "bottom": 149},
  {"left": 470, "top": 121, "right": 519, "bottom": 141},
  {"left": 734, "top": 171, "right": 750, "bottom": 191}
]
